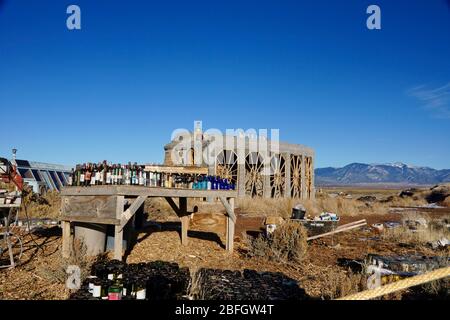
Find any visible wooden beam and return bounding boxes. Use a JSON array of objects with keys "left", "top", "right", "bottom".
[
  {"left": 61, "top": 185, "right": 237, "bottom": 198},
  {"left": 226, "top": 198, "right": 235, "bottom": 252},
  {"left": 118, "top": 196, "right": 147, "bottom": 231},
  {"left": 165, "top": 197, "right": 180, "bottom": 215},
  {"left": 143, "top": 165, "right": 208, "bottom": 175},
  {"left": 61, "top": 195, "right": 117, "bottom": 219},
  {"left": 179, "top": 197, "right": 188, "bottom": 245},
  {"left": 219, "top": 197, "right": 236, "bottom": 222},
  {"left": 335, "top": 219, "right": 366, "bottom": 230},
  {"left": 60, "top": 216, "right": 120, "bottom": 225},
  {"left": 307, "top": 222, "right": 367, "bottom": 241},
  {"left": 61, "top": 221, "right": 71, "bottom": 258}
]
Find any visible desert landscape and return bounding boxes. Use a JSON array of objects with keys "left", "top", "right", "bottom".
[{"left": 1, "top": 183, "right": 448, "bottom": 300}]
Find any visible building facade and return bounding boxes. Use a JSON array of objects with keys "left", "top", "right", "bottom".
[{"left": 163, "top": 132, "right": 315, "bottom": 199}]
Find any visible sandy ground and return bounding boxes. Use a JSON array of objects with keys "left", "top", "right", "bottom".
[{"left": 1, "top": 203, "right": 449, "bottom": 300}]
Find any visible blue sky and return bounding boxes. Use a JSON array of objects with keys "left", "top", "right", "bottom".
[{"left": 0, "top": 0, "right": 449, "bottom": 169}]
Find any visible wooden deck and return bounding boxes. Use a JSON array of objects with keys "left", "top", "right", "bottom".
[{"left": 60, "top": 186, "right": 237, "bottom": 260}]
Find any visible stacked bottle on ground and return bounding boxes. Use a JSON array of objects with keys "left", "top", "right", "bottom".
[{"left": 71, "top": 260, "right": 190, "bottom": 300}]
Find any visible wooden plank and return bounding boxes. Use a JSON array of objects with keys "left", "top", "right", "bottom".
[
  {"left": 307, "top": 222, "right": 367, "bottom": 241},
  {"left": 114, "top": 195, "right": 125, "bottom": 260},
  {"left": 226, "top": 198, "right": 235, "bottom": 252},
  {"left": 62, "top": 195, "right": 117, "bottom": 219},
  {"left": 219, "top": 197, "right": 236, "bottom": 222},
  {"left": 60, "top": 216, "right": 120, "bottom": 225},
  {"left": 61, "top": 185, "right": 237, "bottom": 198},
  {"left": 179, "top": 197, "right": 188, "bottom": 245},
  {"left": 144, "top": 165, "right": 208, "bottom": 175},
  {"left": 62, "top": 221, "right": 71, "bottom": 258},
  {"left": 119, "top": 196, "right": 147, "bottom": 231},
  {"left": 335, "top": 219, "right": 366, "bottom": 230},
  {"left": 114, "top": 225, "right": 123, "bottom": 260},
  {"left": 0, "top": 204, "right": 21, "bottom": 208}
]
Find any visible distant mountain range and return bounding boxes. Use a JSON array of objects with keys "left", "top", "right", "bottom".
[{"left": 315, "top": 162, "right": 450, "bottom": 186}]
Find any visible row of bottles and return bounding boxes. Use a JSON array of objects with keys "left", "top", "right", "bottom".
[
  {"left": 72, "top": 260, "right": 190, "bottom": 300},
  {"left": 86, "top": 261, "right": 146, "bottom": 300},
  {"left": 68, "top": 161, "right": 236, "bottom": 190}
]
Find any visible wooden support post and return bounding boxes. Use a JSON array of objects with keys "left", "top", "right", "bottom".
[
  {"left": 165, "top": 197, "right": 181, "bottom": 215},
  {"left": 119, "top": 195, "right": 147, "bottom": 231},
  {"left": 179, "top": 197, "right": 188, "bottom": 246},
  {"left": 226, "top": 198, "right": 235, "bottom": 252},
  {"left": 300, "top": 155, "right": 306, "bottom": 200},
  {"left": 114, "top": 196, "right": 125, "bottom": 260},
  {"left": 62, "top": 220, "right": 71, "bottom": 258},
  {"left": 114, "top": 225, "right": 123, "bottom": 260},
  {"left": 310, "top": 156, "right": 315, "bottom": 199},
  {"left": 284, "top": 153, "right": 291, "bottom": 198},
  {"left": 219, "top": 197, "right": 236, "bottom": 222}
]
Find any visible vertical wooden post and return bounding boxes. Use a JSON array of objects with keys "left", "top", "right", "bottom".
[
  {"left": 263, "top": 156, "right": 271, "bottom": 198},
  {"left": 114, "top": 196, "right": 125, "bottom": 260},
  {"left": 284, "top": 153, "right": 291, "bottom": 198},
  {"left": 226, "top": 197, "right": 235, "bottom": 252},
  {"left": 114, "top": 225, "right": 123, "bottom": 260},
  {"left": 300, "top": 155, "right": 306, "bottom": 200},
  {"left": 179, "top": 197, "right": 188, "bottom": 246},
  {"left": 62, "top": 221, "right": 71, "bottom": 258}
]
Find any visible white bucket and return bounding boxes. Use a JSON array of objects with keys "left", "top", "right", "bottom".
[{"left": 74, "top": 223, "right": 107, "bottom": 256}]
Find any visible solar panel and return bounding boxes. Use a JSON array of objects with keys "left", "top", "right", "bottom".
[
  {"left": 18, "top": 168, "right": 34, "bottom": 179},
  {"left": 48, "top": 171, "right": 61, "bottom": 190},
  {"left": 15, "top": 160, "right": 31, "bottom": 167},
  {"left": 56, "top": 171, "right": 67, "bottom": 185},
  {"left": 31, "top": 169, "right": 42, "bottom": 182},
  {"left": 39, "top": 171, "right": 55, "bottom": 191}
]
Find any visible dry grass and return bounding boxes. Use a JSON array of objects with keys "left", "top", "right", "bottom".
[
  {"left": 20, "top": 186, "right": 61, "bottom": 219},
  {"left": 443, "top": 196, "right": 450, "bottom": 207},
  {"left": 416, "top": 278, "right": 450, "bottom": 298},
  {"left": 187, "top": 267, "right": 208, "bottom": 300},
  {"left": 0, "top": 181, "right": 15, "bottom": 192},
  {"left": 145, "top": 197, "right": 174, "bottom": 220},
  {"left": 144, "top": 185, "right": 434, "bottom": 220},
  {"left": 237, "top": 197, "right": 293, "bottom": 218},
  {"left": 145, "top": 197, "right": 228, "bottom": 221},
  {"left": 1, "top": 183, "right": 61, "bottom": 219},
  {"left": 389, "top": 195, "right": 428, "bottom": 207},
  {"left": 245, "top": 221, "right": 308, "bottom": 263},
  {"left": 299, "top": 263, "right": 367, "bottom": 299},
  {"left": 236, "top": 194, "right": 426, "bottom": 218},
  {"left": 382, "top": 213, "right": 450, "bottom": 245},
  {"left": 237, "top": 192, "right": 426, "bottom": 220},
  {"left": 36, "top": 239, "right": 95, "bottom": 285}
]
